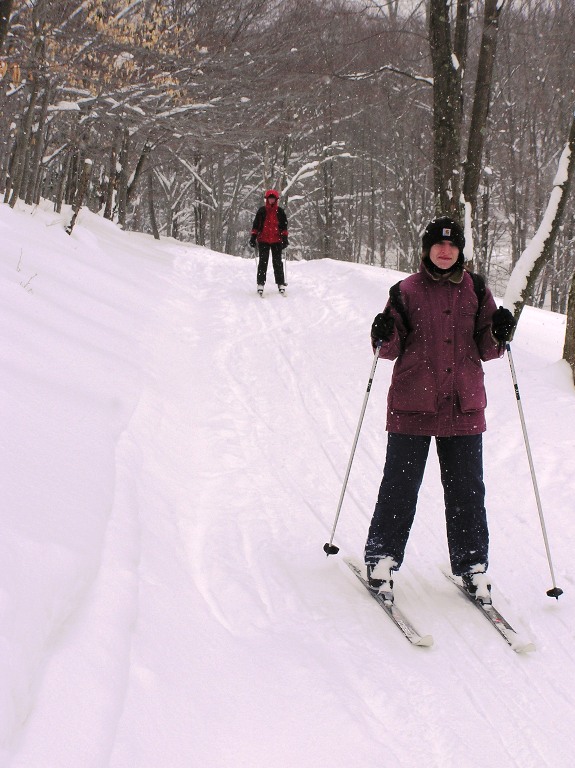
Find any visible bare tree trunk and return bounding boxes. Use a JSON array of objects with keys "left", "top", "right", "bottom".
[
  {"left": 564, "top": 270, "right": 575, "bottom": 378},
  {"left": 477, "top": 156, "right": 491, "bottom": 275},
  {"left": 537, "top": 263, "right": 550, "bottom": 309},
  {"left": 193, "top": 153, "right": 205, "bottom": 246},
  {"left": 463, "top": 0, "right": 505, "bottom": 220},
  {"left": 224, "top": 152, "right": 244, "bottom": 255},
  {"left": 211, "top": 154, "right": 224, "bottom": 251},
  {"left": 137, "top": 140, "right": 160, "bottom": 239},
  {"left": 0, "top": 0, "right": 13, "bottom": 55},
  {"left": 64, "top": 146, "right": 82, "bottom": 205},
  {"left": 428, "top": 0, "right": 466, "bottom": 216},
  {"left": 25, "top": 79, "right": 52, "bottom": 205},
  {"left": 173, "top": 203, "right": 182, "bottom": 239},
  {"left": 355, "top": 153, "right": 365, "bottom": 263},
  {"left": 147, "top": 164, "right": 160, "bottom": 240},
  {"left": 54, "top": 149, "right": 72, "bottom": 213},
  {"left": 368, "top": 157, "right": 376, "bottom": 265},
  {"left": 66, "top": 158, "right": 93, "bottom": 235},
  {"left": 279, "top": 135, "right": 290, "bottom": 203},
  {"left": 321, "top": 157, "right": 334, "bottom": 259},
  {"left": 7, "top": 0, "right": 48, "bottom": 206},
  {"left": 507, "top": 110, "right": 575, "bottom": 319},
  {"left": 104, "top": 130, "right": 120, "bottom": 220},
  {"left": 127, "top": 141, "right": 150, "bottom": 209},
  {"left": 117, "top": 128, "right": 129, "bottom": 228},
  {"left": 7, "top": 76, "right": 39, "bottom": 206}
]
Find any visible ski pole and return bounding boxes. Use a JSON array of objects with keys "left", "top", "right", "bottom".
[
  {"left": 506, "top": 342, "right": 563, "bottom": 598},
  {"left": 324, "top": 343, "right": 381, "bottom": 556}
]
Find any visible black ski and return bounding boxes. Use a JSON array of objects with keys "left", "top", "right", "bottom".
[
  {"left": 346, "top": 559, "right": 433, "bottom": 647},
  {"left": 444, "top": 572, "right": 535, "bottom": 653}
]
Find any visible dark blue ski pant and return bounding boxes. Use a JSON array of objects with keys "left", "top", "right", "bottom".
[{"left": 364, "top": 433, "right": 488, "bottom": 576}]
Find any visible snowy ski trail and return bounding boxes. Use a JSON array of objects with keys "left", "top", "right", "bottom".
[{"left": 2, "top": 203, "right": 574, "bottom": 767}]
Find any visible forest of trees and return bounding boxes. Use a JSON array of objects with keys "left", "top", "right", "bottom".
[{"left": 0, "top": 0, "right": 574, "bottom": 311}]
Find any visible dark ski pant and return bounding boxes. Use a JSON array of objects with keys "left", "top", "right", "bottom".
[
  {"left": 364, "top": 433, "right": 488, "bottom": 576},
  {"left": 257, "top": 242, "right": 285, "bottom": 286}
]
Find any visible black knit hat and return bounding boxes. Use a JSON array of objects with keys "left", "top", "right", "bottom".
[{"left": 422, "top": 216, "right": 465, "bottom": 253}]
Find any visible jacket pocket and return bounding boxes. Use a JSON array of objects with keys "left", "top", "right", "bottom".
[
  {"left": 456, "top": 355, "right": 487, "bottom": 413},
  {"left": 459, "top": 296, "right": 478, "bottom": 316},
  {"left": 390, "top": 360, "right": 438, "bottom": 414}
]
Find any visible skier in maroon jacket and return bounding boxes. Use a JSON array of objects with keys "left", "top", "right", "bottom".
[
  {"left": 364, "top": 216, "right": 516, "bottom": 604},
  {"left": 250, "top": 189, "right": 288, "bottom": 295}
]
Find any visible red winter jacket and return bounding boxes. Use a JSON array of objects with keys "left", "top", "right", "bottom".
[
  {"left": 377, "top": 264, "right": 504, "bottom": 437},
  {"left": 251, "top": 201, "right": 288, "bottom": 244}
]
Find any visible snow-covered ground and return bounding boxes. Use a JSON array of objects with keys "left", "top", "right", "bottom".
[{"left": 1, "top": 201, "right": 574, "bottom": 767}]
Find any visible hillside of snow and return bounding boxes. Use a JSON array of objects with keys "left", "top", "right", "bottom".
[{"left": 1, "top": 201, "right": 574, "bottom": 767}]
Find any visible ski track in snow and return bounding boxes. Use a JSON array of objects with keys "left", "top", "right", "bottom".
[{"left": 1, "top": 204, "right": 575, "bottom": 767}]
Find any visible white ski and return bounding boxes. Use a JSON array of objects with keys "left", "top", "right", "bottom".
[
  {"left": 444, "top": 572, "right": 535, "bottom": 653},
  {"left": 346, "top": 559, "right": 433, "bottom": 647}
]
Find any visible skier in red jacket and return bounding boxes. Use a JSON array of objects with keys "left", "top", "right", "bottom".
[
  {"left": 250, "top": 189, "right": 288, "bottom": 295},
  {"left": 364, "top": 216, "right": 516, "bottom": 604}
]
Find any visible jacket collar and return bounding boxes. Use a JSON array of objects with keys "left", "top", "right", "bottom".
[{"left": 420, "top": 258, "right": 464, "bottom": 285}]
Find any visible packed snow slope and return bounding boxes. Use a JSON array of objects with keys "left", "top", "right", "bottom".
[{"left": 1, "top": 201, "right": 574, "bottom": 768}]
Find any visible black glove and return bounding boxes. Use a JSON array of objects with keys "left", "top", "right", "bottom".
[
  {"left": 249, "top": 235, "right": 257, "bottom": 248},
  {"left": 371, "top": 310, "right": 395, "bottom": 344},
  {"left": 491, "top": 306, "right": 516, "bottom": 342},
  {"left": 281, "top": 236, "right": 289, "bottom": 248}
]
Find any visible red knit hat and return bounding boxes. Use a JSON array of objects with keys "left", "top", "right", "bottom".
[{"left": 265, "top": 189, "right": 279, "bottom": 199}]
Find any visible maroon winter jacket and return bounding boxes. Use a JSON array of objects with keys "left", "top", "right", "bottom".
[{"left": 377, "top": 263, "right": 504, "bottom": 437}]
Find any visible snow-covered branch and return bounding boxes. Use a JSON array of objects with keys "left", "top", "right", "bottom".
[
  {"left": 336, "top": 63, "right": 432, "bottom": 86},
  {"left": 503, "top": 109, "right": 575, "bottom": 317}
]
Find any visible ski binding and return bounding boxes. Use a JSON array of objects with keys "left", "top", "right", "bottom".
[
  {"left": 346, "top": 559, "right": 433, "bottom": 647},
  {"left": 444, "top": 571, "right": 535, "bottom": 653}
]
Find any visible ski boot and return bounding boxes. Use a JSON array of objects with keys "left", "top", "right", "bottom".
[
  {"left": 462, "top": 568, "right": 492, "bottom": 605},
  {"left": 366, "top": 556, "right": 396, "bottom": 602}
]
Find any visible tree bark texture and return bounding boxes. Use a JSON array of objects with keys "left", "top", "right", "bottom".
[
  {"left": 463, "top": 0, "right": 505, "bottom": 219},
  {"left": 429, "top": 0, "right": 464, "bottom": 217},
  {"left": 66, "top": 158, "right": 93, "bottom": 235},
  {"left": 564, "top": 270, "right": 575, "bottom": 377},
  {"left": 0, "top": 0, "right": 13, "bottom": 55},
  {"left": 117, "top": 128, "right": 130, "bottom": 228},
  {"left": 147, "top": 164, "right": 160, "bottom": 239},
  {"left": 515, "top": 110, "right": 575, "bottom": 319},
  {"left": 24, "top": 79, "right": 52, "bottom": 205},
  {"left": 7, "top": 77, "right": 39, "bottom": 206}
]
